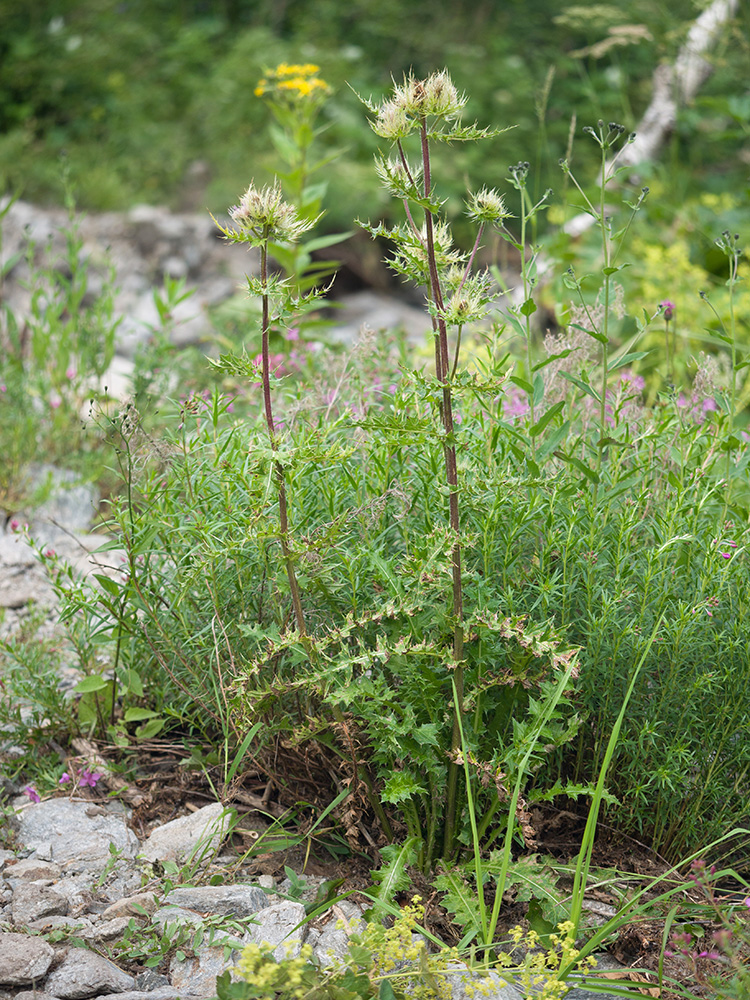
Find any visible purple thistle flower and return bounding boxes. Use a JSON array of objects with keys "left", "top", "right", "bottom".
[{"left": 660, "top": 300, "right": 676, "bottom": 321}]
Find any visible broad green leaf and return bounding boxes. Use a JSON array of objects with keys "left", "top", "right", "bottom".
[
  {"left": 93, "top": 573, "right": 121, "bottom": 598},
  {"left": 123, "top": 706, "right": 160, "bottom": 722},
  {"left": 75, "top": 675, "right": 109, "bottom": 694}
]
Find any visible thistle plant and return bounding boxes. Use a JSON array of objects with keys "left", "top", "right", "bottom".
[
  {"left": 212, "top": 182, "right": 318, "bottom": 637},
  {"left": 361, "top": 70, "right": 511, "bottom": 856}
]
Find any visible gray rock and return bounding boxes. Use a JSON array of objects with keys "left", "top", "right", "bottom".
[
  {"left": 248, "top": 900, "right": 307, "bottom": 961},
  {"left": 44, "top": 949, "right": 135, "bottom": 998},
  {"left": 79, "top": 916, "right": 131, "bottom": 942},
  {"left": 442, "top": 962, "right": 522, "bottom": 1000},
  {"left": 162, "top": 884, "right": 267, "bottom": 919},
  {"left": 140, "top": 803, "right": 233, "bottom": 865},
  {"left": 0, "top": 932, "right": 55, "bottom": 986},
  {"left": 11, "top": 882, "right": 69, "bottom": 924},
  {"left": 0, "top": 535, "right": 36, "bottom": 568},
  {"left": 4, "top": 858, "right": 62, "bottom": 881},
  {"left": 96, "top": 992, "right": 204, "bottom": 1000},
  {"left": 328, "top": 290, "right": 430, "bottom": 346},
  {"left": 169, "top": 933, "right": 249, "bottom": 997},
  {"left": 21, "top": 465, "right": 99, "bottom": 546},
  {"left": 134, "top": 969, "right": 170, "bottom": 990},
  {"left": 17, "top": 799, "right": 139, "bottom": 865},
  {"left": 152, "top": 905, "right": 206, "bottom": 929},
  {"left": 307, "top": 901, "right": 363, "bottom": 967},
  {"left": 26, "top": 916, "right": 91, "bottom": 935},
  {"left": 15, "top": 992, "right": 63, "bottom": 1000},
  {"left": 100, "top": 893, "right": 159, "bottom": 921}
]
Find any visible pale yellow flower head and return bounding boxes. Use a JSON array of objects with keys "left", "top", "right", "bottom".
[{"left": 228, "top": 181, "right": 315, "bottom": 243}]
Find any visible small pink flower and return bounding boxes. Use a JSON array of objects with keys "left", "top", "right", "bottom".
[
  {"left": 24, "top": 785, "right": 41, "bottom": 803},
  {"left": 78, "top": 769, "right": 102, "bottom": 788},
  {"left": 285, "top": 327, "right": 300, "bottom": 342},
  {"left": 44, "top": 548, "right": 55, "bottom": 559},
  {"left": 742, "top": 897, "right": 750, "bottom": 909},
  {"left": 65, "top": 366, "right": 76, "bottom": 380},
  {"left": 720, "top": 552, "right": 732, "bottom": 559},
  {"left": 50, "top": 394, "right": 62, "bottom": 410},
  {"left": 660, "top": 300, "right": 676, "bottom": 321},
  {"left": 59, "top": 772, "right": 71, "bottom": 784},
  {"left": 0, "top": 383, "right": 6, "bottom": 392},
  {"left": 9, "top": 518, "right": 19, "bottom": 532}
]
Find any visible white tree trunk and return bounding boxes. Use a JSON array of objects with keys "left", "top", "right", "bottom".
[{"left": 617, "top": 0, "right": 740, "bottom": 168}]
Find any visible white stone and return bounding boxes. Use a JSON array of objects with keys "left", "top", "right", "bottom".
[
  {"left": 161, "top": 884, "right": 267, "bottom": 918},
  {"left": 17, "top": 799, "right": 139, "bottom": 865},
  {"left": 140, "top": 803, "right": 233, "bottom": 864}
]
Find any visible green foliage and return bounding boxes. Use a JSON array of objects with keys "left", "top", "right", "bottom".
[
  {"left": 0, "top": 186, "right": 119, "bottom": 507},
  {"left": 0, "top": 607, "right": 76, "bottom": 782}
]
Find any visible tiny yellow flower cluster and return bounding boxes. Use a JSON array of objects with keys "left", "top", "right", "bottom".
[
  {"left": 506, "top": 922, "right": 598, "bottom": 1000},
  {"left": 255, "top": 62, "right": 330, "bottom": 100},
  {"left": 235, "top": 941, "right": 315, "bottom": 999}
]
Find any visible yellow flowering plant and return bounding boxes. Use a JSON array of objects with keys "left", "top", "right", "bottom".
[{"left": 254, "top": 62, "right": 350, "bottom": 300}]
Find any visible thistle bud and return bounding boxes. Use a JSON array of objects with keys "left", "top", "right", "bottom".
[{"left": 466, "top": 187, "right": 511, "bottom": 225}]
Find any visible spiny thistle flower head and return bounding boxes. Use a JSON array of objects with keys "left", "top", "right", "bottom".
[
  {"left": 371, "top": 98, "right": 415, "bottom": 140},
  {"left": 255, "top": 62, "right": 330, "bottom": 101},
  {"left": 228, "top": 182, "right": 316, "bottom": 244},
  {"left": 371, "top": 70, "right": 466, "bottom": 137},
  {"left": 466, "top": 187, "right": 512, "bottom": 225},
  {"left": 374, "top": 154, "right": 423, "bottom": 197}
]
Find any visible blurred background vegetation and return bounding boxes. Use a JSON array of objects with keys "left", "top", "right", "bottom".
[
  {"left": 1, "top": 0, "right": 748, "bottom": 229},
  {"left": 1, "top": 1, "right": 749, "bottom": 396}
]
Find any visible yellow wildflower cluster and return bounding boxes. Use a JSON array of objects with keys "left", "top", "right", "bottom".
[
  {"left": 255, "top": 63, "right": 330, "bottom": 100},
  {"left": 502, "top": 922, "right": 597, "bottom": 1000},
  {"left": 234, "top": 941, "right": 315, "bottom": 999}
]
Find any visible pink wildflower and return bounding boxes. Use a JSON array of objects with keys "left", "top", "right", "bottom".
[
  {"left": 9, "top": 518, "right": 19, "bottom": 532},
  {"left": 660, "top": 300, "right": 676, "bottom": 321},
  {"left": 59, "top": 772, "right": 71, "bottom": 784},
  {"left": 78, "top": 769, "right": 102, "bottom": 788},
  {"left": 24, "top": 785, "right": 41, "bottom": 803}
]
